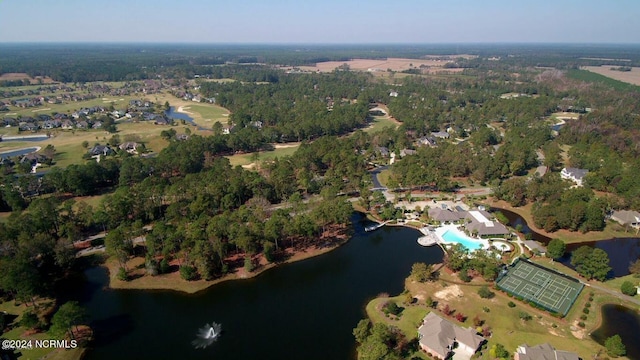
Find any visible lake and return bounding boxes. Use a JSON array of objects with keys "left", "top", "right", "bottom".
[{"left": 77, "top": 218, "right": 443, "bottom": 360}]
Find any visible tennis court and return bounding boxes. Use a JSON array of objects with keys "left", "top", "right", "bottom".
[{"left": 497, "top": 259, "right": 583, "bottom": 316}]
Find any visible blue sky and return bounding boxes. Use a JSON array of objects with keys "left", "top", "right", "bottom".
[{"left": 0, "top": 0, "right": 638, "bottom": 43}]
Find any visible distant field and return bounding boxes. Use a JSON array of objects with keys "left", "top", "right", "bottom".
[
  {"left": 0, "top": 72, "right": 55, "bottom": 84},
  {"left": 298, "top": 57, "right": 472, "bottom": 73},
  {"left": 226, "top": 144, "right": 300, "bottom": 167},
  {"left": 567, "top": 69, "right": 640, "bottom": 92},
  {"left": 581, "top": 65, "right": 640, "bottom": 86}
]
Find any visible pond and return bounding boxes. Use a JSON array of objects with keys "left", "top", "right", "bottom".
[
  {"left": 165, "top": 106, "right": 208, "bottom": 130},
  {"left": 1, "top": 135, "right": 49, "bottom": 142},
  {"left": 591, "top": 304, "right": 640, "bottom": 360},
  {"left": 0, "top": 146, "right": 39, "bottom": 159},
  {"left": 75, "top": 217, "right": 443, "bottom": 360},
  {"left": 497, "top": 207, "right": 640, "bottom": 277}
]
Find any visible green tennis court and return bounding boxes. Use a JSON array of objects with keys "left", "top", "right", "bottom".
[{"left": 497, "top": 259, "right": 583, "bottom": 316}]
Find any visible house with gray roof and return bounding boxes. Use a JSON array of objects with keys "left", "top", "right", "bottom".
[
  {"left": 431, "top": 131, "right": 450, "bottom": 139},
  {"left": 610, "top": 210, "right": 640, "bottom": 228},
  {"left": 514, "top": 343, "right": 579, "bottom": 360},
  {"left": 418, "top": 312, "right": 485, "bottom": 360},
  {"left": 463, "top": 210, "right": 510, "bottom": 237},
  {"left": 560, "top": 167, "right": 588, "bottom": 187},
  {"left": 428, "top": 208, "right": 465, "bottom": 224}
]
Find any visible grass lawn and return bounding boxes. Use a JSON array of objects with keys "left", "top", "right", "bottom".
[
  {"left": 364, "top": 269, "right": 621, "bottom": 360},
  {"left": 226, "top": 145, "right": 300, "bottom": 167},
  {"left": 377, "top": 169, "right": 392, "bottom": 187},
  {"left": 364, "top": 115, "right": 400, "bottom": 133}
]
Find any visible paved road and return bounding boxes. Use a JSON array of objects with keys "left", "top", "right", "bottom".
[
  {"left": 583, "top": 281, "right": 640, "bottom": 307},
  {"left": 369, "top": 165, "right": 389, "bottom": 190}
]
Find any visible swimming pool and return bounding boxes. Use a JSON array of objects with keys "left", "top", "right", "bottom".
[{"left": 441, "top": 229, "right": 487, "bottom": 251}]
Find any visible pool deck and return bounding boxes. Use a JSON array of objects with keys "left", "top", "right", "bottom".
[{"left": 417, "top": 224, "right": 514, "bottom": 253}]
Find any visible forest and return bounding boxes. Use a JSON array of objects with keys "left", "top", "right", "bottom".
[{"left": 2, "top": 45, "right": 640, "bottom": 342}]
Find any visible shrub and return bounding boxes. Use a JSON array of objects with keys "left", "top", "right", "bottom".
[
  {"left": 19, "top": 311, "right": 40, "bottom": 329},
  {"left": 518, "top": 311, "right": 532, "bottom": 321},
  {"left": 472, "top": 315, "right": 483, "bottom": 327},
  {"left": 583, "top": 308, "right": 590, "bottom": 314},
  {"left": 425, "top": 296, "right": 435, "bottom": 308},
  {"left": 244, "top": 256, "right": 254, "bottom": 272},
  {"left": 159, "top": 258, "right": 170, "bottom": 274},
  {"left": 621, "top": 281, "right": 637, "bottom": 296},
  {"left": 584, "top": 302, "right": 591, "bottom": 308},
  {"left": 179, "top": 265, "right": 197, "bottom": 281},
  {"left": 578, "top": 321, "right": 585, "bottom": 328},
  {"left": 482, "top": 306, "right": 490, "bottom": 313},
  {"left": 455, "top": 313, "right": 466, "bottom": 322},
  {"left": 507, "top": 301, "right": 516, "bottom": 308},
  {"left": 442, "top": 304, "right": 454, "bottom": 316},
  {"left": 383, "top": 301, "right": 403, "bottom": 316},
  {"left": 117, "top": 267, "right": 129, "bottom": 281},
  {"left": 458, "top": 271, "right": 471, "bottom": 282},
  {"left": 477, "top": 286, "right": 495, "bottom": 299},
  {"left": 580, "top": 314, "right": 587, "bottom": 320}
]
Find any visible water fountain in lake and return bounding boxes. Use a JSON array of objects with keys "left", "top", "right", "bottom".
[{"left": 192, "top": 322, "right": 222, "bottom": 349}]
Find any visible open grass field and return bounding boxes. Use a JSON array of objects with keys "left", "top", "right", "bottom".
[
  {"left": 496, "top": 259, "right": 583, "bottom": 316},
  {"left": 582, "top": 66, "right": 640, "bottom": 86},
  {"left": 298, "top": 57, "right": 474, "bottom": 73},
  {"left": 567, "top": 69, "right": 640, "bottom": 92},
  {"left": 366, "top": 270, "right": 626, "bottom": 360},
  {"left": 226, "top": 143, "right": 300, "bottom": 167}
]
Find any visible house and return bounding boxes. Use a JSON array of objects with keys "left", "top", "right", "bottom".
[
  {"left": 92, "top": 121, "right": 103, "bottom": 129},
  {"left": 514, "top": 343, "right": 579, "bottom": 360},
  {"left": 389, "top": 91, "right": 399, "bottom": 97},
  {"left": 375, "top": 146, "right": 390, "bottom": 158},
  {"left": 76, "top": 121, "right": 89, "bottom": 129},
  {"left": 428, "top": 208, "right": 465, "bottom": 224},
  {"left": 89, "top": 144, "right": 114, "bottom": 157},
  {"left": 119, "top": 142, "right": 139, "bottom": 154},
  {"left": 222, "top": 124, "right": 235, "bottom": 134},
  {"left": 417, "top": 312, "right": 485, "bottom": 360},
  {"left": 560, "top": 167, "right": 588, "bottom": 187},
  {"left": 431, "top": 131, "right": 450, "bottom": 139},
  {"left": 61, "top": 120, "right": 75, "bottom": 130},
  {"left": 417, "top": 136, "right": 437, "bottom": 147},
  {"left": 610, "top": 210, "right": 640, "bottom": 227},
  {"left": 464, "top": 210, "right": 510, "bottom": 237},
  {"left": 154, "top": 116, "right": 171, "bottom": 125},
  {"left": 400, "top": 148, "right": 417, "bottom": 157}
]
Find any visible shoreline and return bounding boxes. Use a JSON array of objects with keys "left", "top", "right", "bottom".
[
  {"left": 484, "top": 198, "right": 639, "bottom": 243},
  {"left": 105, "top": 234, "right": 350, "bottom": 294}
]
